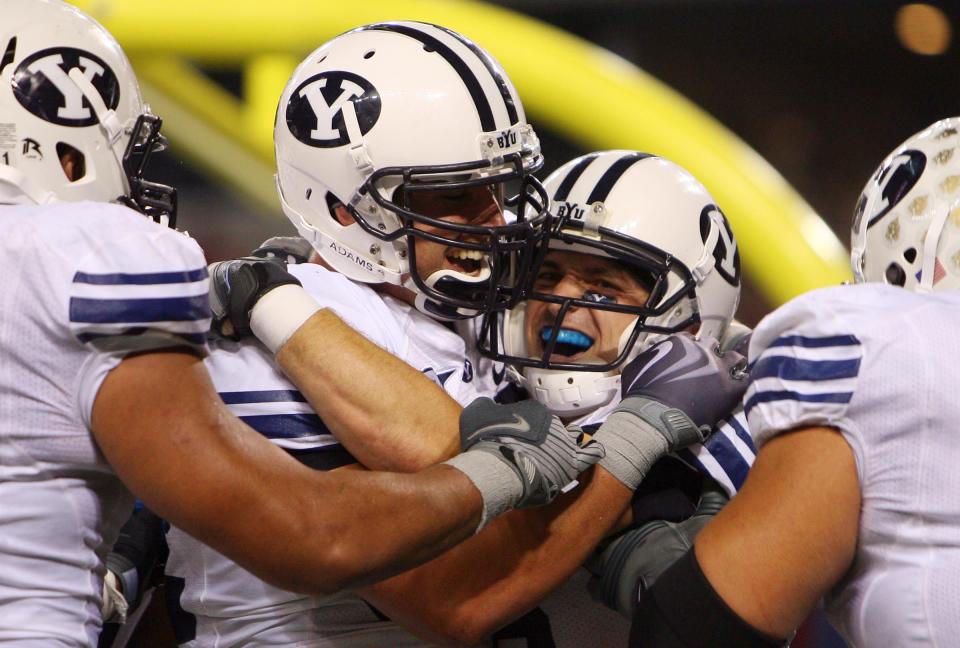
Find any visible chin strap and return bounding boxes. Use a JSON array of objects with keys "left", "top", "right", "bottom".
[
  {"left": 0, "top": 166, "right": 58, "bottom": 205},
  {"left": 917, "top": 203, "right": 953, "bottom": 292}
]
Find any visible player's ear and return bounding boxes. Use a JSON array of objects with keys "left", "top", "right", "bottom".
[
  {"left": 333, "top": 204, "right": 354, "bottom": 227},
  {"left": 58, "top": 144, "right": 86, "bottom": 182}
]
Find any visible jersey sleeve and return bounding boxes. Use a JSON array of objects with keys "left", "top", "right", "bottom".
[
  {"left": 744, "top": 287, "right": 865, "bottom": 451},
  {"left": 676, "top": 407, "right": 755, "bottom": 497},
  {"left": 71, "top": 223, "right": 211, "bottom": 427}
]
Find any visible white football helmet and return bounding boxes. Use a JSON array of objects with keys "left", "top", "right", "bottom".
[
  {"left": 0, "top": 0, "right": 175, "bottom": 224},
  {"left": 479, "top": 151, "right": 742, "bottom": 417},
  {"left": 275, "top": 21, "right": 548, "bottom": 320},
  {"left": 852, "top": 117, "right": 960, "bottom": 293}
]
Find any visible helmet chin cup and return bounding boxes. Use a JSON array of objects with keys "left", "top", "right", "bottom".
[
  {"left": 407, "top": 264, "right": 492, "bottom": 321},
  {"left": 520, "top": 365, "right": 621, "bottom": 419}
]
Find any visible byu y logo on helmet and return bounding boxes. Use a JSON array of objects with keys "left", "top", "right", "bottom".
[
  {"left": 13, "top": 47, "right": 119, "bottom": 127},
  {"left": 864, "top": 149, "right": 926, "bottom": 229},
  {"left": 286, "top": 71, "right": 381, "bottom": 148},
  {"left": 699, "top": 205, "right": 740, "bottom": 286}
]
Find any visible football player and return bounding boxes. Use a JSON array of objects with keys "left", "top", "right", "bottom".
[
  {"left": 163, "top": 24, "right": 748, "bottom": 648},
  {"left": 346, "top": 151, "right": 754, "bottom": 644},
  {"left": 630, "top": 119, "right": 960, "bottom": 647},
  {"left": 0, "top": 4, "right": 613, "bottom": 645},
  {"left": 206, "top": 151, "right": 752, "bottom": 646}
]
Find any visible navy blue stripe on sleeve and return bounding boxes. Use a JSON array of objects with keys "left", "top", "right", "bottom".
[
  {"left": 745, "top": 390, "right": 854, "bottom": 416},
  {"left": 723, "top": 414, "right": 756, "bottom": 453},
  {"left": 238, "top": 413, "right": 331, "bottom": 440},
  {"left": 219, "top": 390, "right": 308, "bottom": 405},
  {"left": 751, "top": 355, "right": 862, "bottom": 383},
  {"left": 76, "top": 329, "right": 205, "bottom": 346},
  {"left": 702, "top": 432, "right": 751, "bottom": 492},
  {"left": 767, "top": 334, "right": 860, "bottom": 349},
  {"left": 73, "top": 268, "right": 208, "bottom": 285},
  {"left": 69, "top": 294, "right": 210, "bottom": 324}
]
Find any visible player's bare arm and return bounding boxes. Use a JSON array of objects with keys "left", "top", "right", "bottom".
[
  {"left": 210, "top": 257, "right": 461, "bottom": 471},
  {"left": 278, "top": 308, "right": 461, "bottom": 470},
  {"left": 633, "top": 425, "right": 860, "bottom": 646},
  {"left": 361, "top": 466, "right": 633, "bottom": 646},
  {"left": 91, "top": 350, "right": 600, "bottom": 596},
  {"left": 360, "top": 333, "right": 748, "bottom": 645}
]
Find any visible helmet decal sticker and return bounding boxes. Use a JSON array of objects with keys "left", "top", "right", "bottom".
[
  {"left": 0, "top": 37, "right": 16, "bottom": 76},
  {"left": 13, "top": 47, "right": 120, "bottom": 127},
  {"left": 700, "top": 205, "right": 741, "bottom": 286},
  {"left": 286, "top": 71, "right": 381, "bottom": 148},
  {"left": 552, "top": 152, "right": 598, "bottom": 201},
  {"left": 21, "top": 138, "right": 42, "bottom": 160},
  {"left": 865, "top": 149, "right": 926, "bottom": 229},
  {"left": 585, "top": 152, "right": 652, "bottom": 204}
]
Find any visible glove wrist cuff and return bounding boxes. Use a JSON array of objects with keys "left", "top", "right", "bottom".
[
  {"left": 250, "top": 284, "right": 322, "bottom": 353},
  {"left": 614, "top": 396, "right": 706, "bottom": 449},
  {"left": 444, "top": 449, "right": 523, "bottom": 533}
]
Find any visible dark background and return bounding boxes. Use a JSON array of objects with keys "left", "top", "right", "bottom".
[{"left": 160, "top": 0, "right": 959, "bottom": 327}]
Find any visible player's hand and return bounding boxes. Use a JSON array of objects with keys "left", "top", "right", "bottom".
[
  {"left": 586, "top": 483, "right": 728, "bottom": 619},
  {"left": 458, "top": 398, "right": 604, "bottom": 509},
  {"left": 618, "top": 332, "right": 748, "bottom": 448},
  {"left": 208, "top": 257, "right": 301, "bottom": 340},
  {"left": 250, "top": 236, "right": 314, "bottom": 264}
]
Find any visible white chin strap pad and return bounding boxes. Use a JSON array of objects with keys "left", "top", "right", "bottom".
[
  {"left": 521, "top": 366, "right": 620, "bottom": 418},
  {"left": 0, "top": 166, "right": 58, "bottom": 205}
]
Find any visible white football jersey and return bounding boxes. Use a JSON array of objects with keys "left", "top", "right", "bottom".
[
  {"left": 746, "top": 283, "right": 960, "bottom": 647},
  {"left": 0, "top": 202, "right": 210, "bottom": 647},
  {"left": 165, "top": 263, "right": 502, "bottom": 648}
]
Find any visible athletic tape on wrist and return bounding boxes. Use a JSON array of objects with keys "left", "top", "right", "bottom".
[
  {"left": 250, "top": 284, "right": 322, "bottom": 354},
  {"left": 593, "top": 411, "right": 669, "bottom": 490},
  {"left": 444, "top": 449, "right": 524, "bottom": 533}
]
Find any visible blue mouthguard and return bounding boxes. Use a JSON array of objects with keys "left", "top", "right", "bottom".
[{"left": 540, "top": 327, "right": 594, "bottom": 351}]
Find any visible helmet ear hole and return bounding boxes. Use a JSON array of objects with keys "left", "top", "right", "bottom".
[
  {"left": 885, "top": 262, "right": 907, "bottom": 286},
  {"left": 904, "top": 247, "right": 917, "bottom": 263},
  {"left": 56, "top": 143, "right": 86, "bottom": 182}
]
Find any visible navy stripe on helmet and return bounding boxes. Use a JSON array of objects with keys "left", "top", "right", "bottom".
[
  {"left": 586, "top": 152, "right": 654, "bottom": 205},
  {"left": 363, "top": 23, "right": 496, "bottom": 132},
  {"left": 552, "top": 153, "right": 599, "bottom": 202},
  {"left": 430, "top": 23, "right": 519, "bottom": 126}
]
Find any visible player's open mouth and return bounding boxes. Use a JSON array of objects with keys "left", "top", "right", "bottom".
[
  {"left": 540, "top": 326, "right": 594, "bottom": 358},
  {"left": 446, "top": 249, "right": 487, "bottom": 276}
]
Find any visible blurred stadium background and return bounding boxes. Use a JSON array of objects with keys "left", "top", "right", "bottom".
[{"left": 75, "top": 2, "right": 959, "bottom": 646}]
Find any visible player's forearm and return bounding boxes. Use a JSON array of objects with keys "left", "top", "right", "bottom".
[
  {"left": 276, "top": 309, "right": 460, "bottom": 471},
  {"left": 94, "top": 352, "right": 482, "bottom": 596},
  {"left": 361, "top": 466, "right": 632, "bottom": 645},
  {"left": 694, "top": 427, "right": 860, "bottom": 638}
]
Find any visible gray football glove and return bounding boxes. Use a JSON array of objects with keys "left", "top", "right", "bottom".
[
  {"left": 585, "top": 481, "right": 728, "bottom": 619},
  {"left": 595, "top": 333, "right": 748, "bottom": 489},
  {"left": 445, "top": 398, "right": 604, "bottom": 531},
  {"left": 208, "top": 256, "right": 301, "bottom": 340},
  {"left": 250, "top": 236, "right": 314, "bottom": 265}
]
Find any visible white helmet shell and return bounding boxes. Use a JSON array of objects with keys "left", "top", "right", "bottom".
[
  {"left": 275, "top": 21, "right": 547, "bottom": 320},
  {"left": 0, "top": 0, "right": 174, "bottom": 222},
  {"left": 485, "top": 151, "right": 742, "bottom": 417},
  {"left": 852, "top": 117, "right": 960, "bottom": 293}
]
